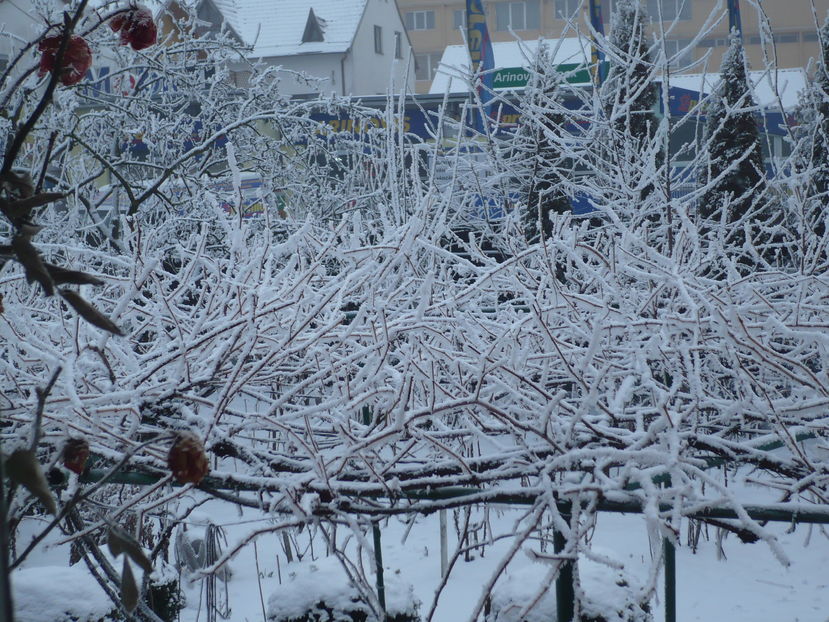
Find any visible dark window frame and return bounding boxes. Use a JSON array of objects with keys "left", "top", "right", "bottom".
[{"left": 374, "top": 25, "right": 383, "bottom": 54}]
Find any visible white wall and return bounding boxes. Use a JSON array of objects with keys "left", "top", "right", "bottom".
[
  {"left": 348, "top": 0, "right": 415, "bottom": 96},
  {"left": 261, "top": 53, "right": 345, "bottom": 96},
  {"left": 0, "top": 3, "right": 47, "bottom": 61}
]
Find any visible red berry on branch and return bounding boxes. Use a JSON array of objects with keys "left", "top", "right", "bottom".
[
  {"left": 110, "top": 6, "right": 158, "bottom": 51},
  {"left": 62, "top": 438, "right": 90, "bottom": 474},
  {"left": 38, "top": 35, "right": 93, "bottom": 86},
  {"left": 108, "top": 13, "right": 128, "bottom": 33},
  {"left": 167, "top": 432, "right": 209, "bottom": 484}
]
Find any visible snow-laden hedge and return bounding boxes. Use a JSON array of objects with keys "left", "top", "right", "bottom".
[
  {"left": 267, "top": 557, "right": 420, "bottom": 622},
  {"left": 12, "top": 566, "right": 118, "bottom": 622}
]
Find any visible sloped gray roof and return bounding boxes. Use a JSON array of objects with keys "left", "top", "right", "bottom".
[{"left": 206, "top": 0, "right": 368, "bottom": 58}]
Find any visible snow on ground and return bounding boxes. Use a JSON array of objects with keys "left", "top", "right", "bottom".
[
  {"left": 174, "top": 499, "right": 829, "bottom": 622},
  {"left": 13, "top": 565, "right": 115, "bottom": 622},
  {"left": 10, "top": 498, "right": 829, "bottom": 621}
]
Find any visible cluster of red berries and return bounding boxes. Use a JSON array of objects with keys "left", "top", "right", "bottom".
[
  {"left": 167, "top": 432, "right": 210, "bottom": 485},
  {"left": 109, "top": 5, "right": 158, "bottom": 51},
  {"left": 38, "top": 5, "right": 158, "bottom": 87},
  {"left": 63, "top": 431, "right": 209, "bottom": 485}
]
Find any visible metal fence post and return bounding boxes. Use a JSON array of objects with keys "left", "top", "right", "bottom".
[
  {"left": 362, "top": 405, "right": 386, "bottom": 619},
  {"left": 664, "top": 538, "right": 676, "bottom": 622},
  {"left": 372, "top": 522, "right": 386, "bottom": 617},
  {"left": 553, "top": 528, "right": 574, "bottom": 622},
  {"left": 439, "top": 509, "right": 448, "bottom": 576},
  {"left": 0, "top": 441, "right": 15, "bottom": 622}
]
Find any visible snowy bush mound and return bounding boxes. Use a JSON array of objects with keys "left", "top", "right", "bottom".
[
  {"left": 267, "top": 557, "right": 420, "bottom": 622},
  {"left": 488, "top": 555, "right": 651, "bottom": 622},
  {"left": 13, "top": 566, "right": 118, "bottom": 622}
]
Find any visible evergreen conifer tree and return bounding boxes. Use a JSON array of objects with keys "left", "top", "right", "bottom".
[
  {"left": 603, "top": 0, "right": 657, "bottom": 148},
  {"left": 510, "top": 45, "right": 571, "bottom": 243},
  {"left": 785, "top": 16, "right": 829, "bottom": 272},
  {"left": 699, "top": 34, "right": 770, "bottom": 267},
  {"left": 601, "top": 0, "right": 659, "bottom": 213},
  {"left": 801, "top": 16, "right": 829, "bottom": 241}
]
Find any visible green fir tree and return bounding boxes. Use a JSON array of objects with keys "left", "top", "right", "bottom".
[
  {"left": 603, "top": 0, "right": 658, "bottom": 148},
  {"left": 602, "top": 0, "right": 660, "bottom": 212},
  {"left": 699, "top": 34, "right": 774, "bottom": 268},
  {"left": 801, "top": 16, "right": 829, "bottom": 241},
  {"left": 509, "top": 45, "right": 572, "bottom": 244}
]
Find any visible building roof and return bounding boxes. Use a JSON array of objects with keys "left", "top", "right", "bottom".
[
  {"left": 669, "top": 68, "right": 807, "bottom": 111},
  {"left": 429, "top": 38, "right": 592, "bottom": 95},
  {"left": 199, "top": 0, "right": 369, "bottom": 58},
  {"left": 430, "top": 37, "right": 807, "bottom": 110}
]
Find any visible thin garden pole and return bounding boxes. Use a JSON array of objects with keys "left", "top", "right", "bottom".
[
  {"left": 439, "top": 509, "right": 448, "bottom": 576},
  {"left": 664, "top": 538, "right": 676, "bottom": 622},
  {"left": 553, "top": 529, "right": 574, "bottom": 622},
  {"left": 372, "top": 522, "right": 386, "bottom": 617},
  {"left": 362, "top": 405, "right": 386, "bottom": 618},
  {"left": 0, "top": 443, "right": 15, "bottom": 622}
]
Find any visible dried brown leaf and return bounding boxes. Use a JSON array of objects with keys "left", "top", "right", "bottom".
[
  {"left": 46, "top": 264, "right": 104, "bottom": 286},
  {"left": 107, "top": 525, "right": 125, "bottom": 558},
  {"left": 4, "top": 449, "right": 57, "bottom": 514},
  {"left": 11, "top": 235, "right": 54, "bottom": 296},
  {"left": 108, "top": 524, "right": 152, "bottom": 573},
  {"left": 3, "top": 192, "right": 64, "bottom": 220},
  {"left": 121, "top": 558, "right": 139, "bottom": 612},
  {"left": 59, "top": 289, "right": 123, "bottom": 335},
  {"left": 0, "top": 170, "right": 34, "bottom": 198}
]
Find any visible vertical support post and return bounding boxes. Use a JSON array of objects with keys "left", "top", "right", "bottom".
[
  {"left": 1, "top": 440, "right": 16, "bottom": 622},
  {"left": 727, "top": 0, "right": 743, "bottom": 37},
  {"left": 664, "top": 538, "right": 676, "bottom": 622},
  {"left": 553, "top": 529, "right": 574, "bottom": 622},
  {"left": 362, "top": 405, "right": 386, "bottom": 618},
  {"left": 439, "top": 509, "right": 448, "bottom": 577},
  {"left": 372, "top": 522, "right": 386, "bottom": 618}
]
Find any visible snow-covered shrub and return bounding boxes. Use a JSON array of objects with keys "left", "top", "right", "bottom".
[
  {"left": 3, "top": 1, "right": 829, "bottom": 621},
  {"left": 147, "top": 562, "right": 184, "bottom": 622},
  {"left": 267, "top": 557, "right": 420, "bottom": 622},
  {"left": 12, "top": 566, "right": 120, "bottom": 622},
  {"left": 486, "top": 558, "right": 651, "bottom": 622}
]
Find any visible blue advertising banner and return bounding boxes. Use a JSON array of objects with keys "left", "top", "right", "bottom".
[
  {"left": 466, "top": 0, "right": 495, "bottom": 133},
  {"left": 308, "top": 109, "right": 433, "bottom": 141},
  {"left": 727, "top": 0, "right": 743, "bottom": 35},
  {"left": 588, "top": 0, "right": 608, "bottom": 84}
]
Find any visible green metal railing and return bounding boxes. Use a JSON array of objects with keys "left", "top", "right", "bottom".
[{"left": 73, "top": 465, "right": 829, "bottom": 622}]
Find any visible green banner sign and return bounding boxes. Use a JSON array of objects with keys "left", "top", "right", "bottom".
[{"left": 491, "top": 62, "right": 607, "bottom": 88}]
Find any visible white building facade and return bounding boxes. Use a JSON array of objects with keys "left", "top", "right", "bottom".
[{"left": 189, "top": 0, "right": 416, "bottom": 96}]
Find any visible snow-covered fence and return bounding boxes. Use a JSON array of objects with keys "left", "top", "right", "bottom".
[{"left": 3, "top": 2, "right": 829, "bottom": 621}]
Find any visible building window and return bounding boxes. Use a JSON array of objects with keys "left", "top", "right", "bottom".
[
  {"left": 646, "top": 0, "right": 692, "bottom": 21},
  {"left": 495, "top": 1, "right": 540, "bottom": 31},
  {"left": 415, "top": 52, "right": 441, "bottom": 82},
  {"left": 554, "top": 0, "right": 582, "bottom": 18},
  {"left": 404, "top": 10, "right": 436, "bottom": 31},
  {"left": 453, "top": 9, "right": 466, "bottom": 30},
  {"left": 776, "top": 32, "right": 800, "bottom": 43},
  {"left": 698, "top": 37, "right": 727, "bottom": 49},
  {"left": 374, "top": 25, "right": 383, "bottom": 54},
  {"left": 394, "top": 31, "right": 403, "bottom": 59},
  {"left": 664, "top": 38, "right": 693, "bottom": 67},
  {"left": 803, "top": 31, "right": 820, "bottom": 42}
]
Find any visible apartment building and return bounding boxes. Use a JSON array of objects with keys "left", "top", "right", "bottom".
[{"left": 399, "top": 0, "right": 829, "bottom": 93}]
